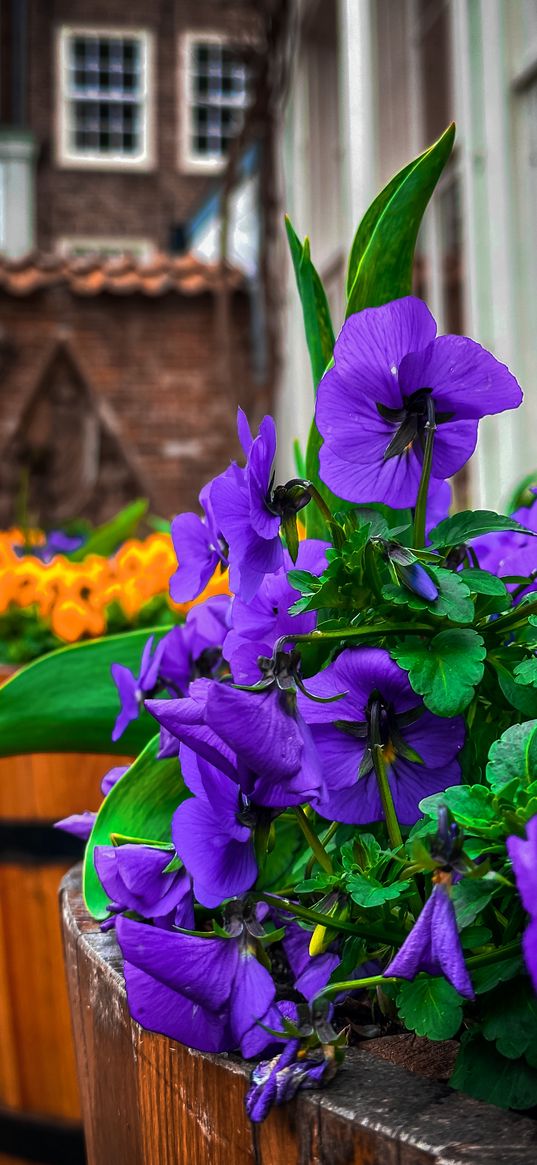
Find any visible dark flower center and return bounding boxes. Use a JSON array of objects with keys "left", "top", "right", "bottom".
[
  {"left": 265, "top": 476, "right": 312, "bottom": 519},
  {"left": 334, "top": 690, "right": 424, "bottom": 779},
  {"left": 377, "top": 388, "right": 453, "bottom": 461}
]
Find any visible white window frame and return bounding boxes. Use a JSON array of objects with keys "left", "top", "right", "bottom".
[
  {"left": 56, "top": 236, "right": 155, "bottom": 259},
  {"left": 178, "top": 31, "right": 250, "bottom": 175},
  {"left": 56, "top": 25, "right": 155, "bottom": 171}
]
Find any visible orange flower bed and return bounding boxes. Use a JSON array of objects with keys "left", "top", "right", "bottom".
[{"left": 0, "top": 529, "right": 229, "bottom": 646}]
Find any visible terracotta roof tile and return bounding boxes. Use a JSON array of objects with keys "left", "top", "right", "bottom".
[{"left": 0, "top": 252, "right": 244, "bottom": 297}]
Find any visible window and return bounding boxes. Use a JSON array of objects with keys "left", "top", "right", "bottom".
[
  {"left": 180, "top": 34, "right": 250, "bottom": 172},
  {"left": 57, "top": 27, "right": 154, "bottom": 170}
]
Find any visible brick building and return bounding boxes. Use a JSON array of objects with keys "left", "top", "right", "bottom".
[{"left": 0, "top": 0, "right": 271, "bottom": 525}]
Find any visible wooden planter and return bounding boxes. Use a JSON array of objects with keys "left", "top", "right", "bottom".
[
  {"left": 61, "top": 867, "right": 537, "bottom": 1165},
  {"left": 0, "top": 679, "right": 131, "bottom": 1165}
]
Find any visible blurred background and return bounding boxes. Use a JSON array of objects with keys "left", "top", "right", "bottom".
[
  {"left": 0, "top": 1, "right": 537, "bottom": 1162},
  {"left": 0, "top": 0, "right": 535, "bottom": 534}
]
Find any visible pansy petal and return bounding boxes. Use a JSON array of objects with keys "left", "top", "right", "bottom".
[
  {"left": 399, "top": 335, "right": 522, "bottom": 420},
  {"left": 231, "top": 949, "right": 276, "bottom": 1046},
  {"left": 116, "top": 916, "right": 238, "bottom": 1008},
  {"left": 122, "top": 963, "right": 231, "bottom": 1052}
]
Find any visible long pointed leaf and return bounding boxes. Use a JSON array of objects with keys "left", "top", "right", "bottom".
[
  {"left": 0, "top": 627, "right": 172, "bottom": 757},
  {"left": 346, "top": 123, "right": 455, "bottom": 315},
  {"left": 83, "top": 734, "right": 185, "bottom": 917}
]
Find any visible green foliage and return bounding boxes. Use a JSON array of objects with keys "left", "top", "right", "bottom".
[
  {"left": 481, "top": 978, "right": 537, "bottom": 1062},
  {"left": 390, "top": 629, "right": 486, "bottom": 716},
  {"left": 83, "top": 734, "right": 186, "bottom": 917},
  {"left": 0, "top": 627, "right": 171, "bottom": 757},
  {"left": 428, "top": 509, "right": 534, "bottom": 550},
  {"left": 486, "top": 720, "right": 537, "bottom": 791},
  {"left": 396, "top": 977, "right": 464, "bottom": 1041},
  {"left": 381, "top": 567, "right": 474, "bottom": 624},
  {"left": 451, "top": 1030, "right": 537, "bottom": 1109},
  {"left": 347, "top": 872, "right": 410, "bottom": 908},
  {"left": 70, "top": 499, "right": 148, "bottom": 560},
  {"left": 346, "top": 124, "right": 455, "bottom": 315}
]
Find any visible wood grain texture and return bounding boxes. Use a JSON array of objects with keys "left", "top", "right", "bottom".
[
  {"left": 61, "top": 866, "right": 537, "bottom": 1165},
  {"left": 0, "top": 746, "right": 129, "bottom": 1124}
]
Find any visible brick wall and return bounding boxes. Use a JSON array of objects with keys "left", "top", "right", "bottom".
[
  {"left": 0, "top": 285, "right": 261, "bottom": 522},
  {"left": 22, "top": 0, "right": 260, "bottom": 250}
]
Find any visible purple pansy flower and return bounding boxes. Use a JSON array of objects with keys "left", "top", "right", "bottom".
[
  {"left": 299, "top": 647, "right": 464, "bottom": 825},
  {"left": 54, "top": 810, "right": 97, "bottom": 840},
  {"left": 158, "top": 595, "right": 231, "bottom": 695},
  {"left": 100, "top": 764, "right": 128, "bottom": 795},
  {"left": 384, "top": 878, "right": 475, "bottom": 998},
  {"left": 223, "top": 539, "right": 328, "bottom": 675},
  {"left": 94, "top": 843, "right": 194, "bottom": 930},
  {"left": 211, "top": 410, "right": 284, "bottom": 602},
  {"left": 507, "top": 816, "right": 537, "bottom": 992},
  {"left": 246, "top": 1041, "right": 333, "bottom": 1123},
  {"left": 116, "top": 903, "right": 278, "bottom": 1055},
  {"left": 147, "top": 668, "right": 324, "bottom": 809},
  {"left": 316, "top": 296, "right": 522, "bottom": 507},
  {"left": 169, "top": 481, "right": 229, "bottom": 603},
  {"left": 172, "top": 747, "right": 261, "bottom": 907},
  {"left": 111, "top": 634, "right": 167, "bottom": 741}
]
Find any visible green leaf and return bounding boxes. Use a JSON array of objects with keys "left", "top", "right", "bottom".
[
  {"left": 70, "top": 499, "right": 148, "bottom": 560},
  {"left": 495, "top": 654, "right": 537, "bottom": 717},
  {"left": 396, "top": 976, "right": 464, "bottom": 1041},
  {"left": 346, "top": 156, "right": 421, "bottom": 299},
  {"left": 83, "top": 734, "right": 185, "bottom": 918},
  {"left": 451, "top": 1030, "right": 537, "bottom": 1109},
  {"left": 390, "top": 628, "right": 486, "bottom": 716},
  {"left": 486, "top": 720, "right": 537, "bottom": 792},
  {"left": 0, "top": 627, "right": 171, "bottom": 756},
  {"left": 382, "top": 567, "right": 474, "bottom": 624},
  {"left": 482, "top": 978, "right": 537, "bottom": 1061},
  {"left": 257, "top": 815, "right": 305, "bottom": 892},
  {"left": 451, "top": 877, "right": 499, "bottom": 929},
  {"left": 428, "top": 509, "right": 534, "bottom": 550},
  {"left": 472, "top": 955, "right": 523, "bottom": 995},
  {"left": 420, "top": 785, "right": 498, "bottom": 830},
  {"left": 284, "top": 217, "right": 343, "bottom": 538},
  {"left": 346, "top": 124, "right": 455, "bottom": 315},
  {"left": 458, "top": 569, "right": 509, "bottom": 597},
  {"left": 285, "top": 218, "right": 335, "bottom": 389},
  {"left": 513, "top": 658, "right": 537, "bottom": 688},
  {"left": 347, "top": 872, "right": 410, "bottom": 908}
]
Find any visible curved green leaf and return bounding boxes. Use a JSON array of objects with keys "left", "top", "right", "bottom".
[
  {"left": 429, "top": 509, "right": 534, "bottom": 550},
  {"left": 346, "top": 124, "right": 455, "bottom": 316},
  {"left": 391, "top": 628, "right": 486, "bottom": 716},
  {"left": 486, "top": 720, "right": 537, "bottom": 791},
  {"left": 83, "top": 734, "right": 185, "bottom": 917},
  {"left": 70, "top": 498, "right": 148, "bottom": 560},
  {"left": 396, "top": 976, "right": 463, "bottom": 1041},
  {"left": 0, "top": 626, "right": 172, "bottom": 757},
  {"left": 346, "top": 154, "right": 423, "bottom": 299}
]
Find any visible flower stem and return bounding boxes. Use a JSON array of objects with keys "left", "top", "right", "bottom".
[
  {"left": 257, "top": 893, "right": 407, "bottom": 944},
  {"left": 274, "top": 622, "right": 432, "bottom": 654},
  {"left": 311, "top": 940, "right": 521, "bottom": 1004},
  {"left": 304, "top": 820, "right": 339, "bottom": 879},
  {"left": 372, "top": 744, "right": 403, "bottom": 850},
  {"left": 413, "top": 396, "right": 436, "bottom": 548},
  {"left": 293, "top": 806, "right": 333, "bottom": 875}
]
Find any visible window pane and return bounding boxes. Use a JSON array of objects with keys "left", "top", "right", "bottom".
[
  {"left": 187, "top": 39, "right": 249, "bottom": 162},
  {"left": 65, "top": 33, "right": 146, "bottom": 158}
]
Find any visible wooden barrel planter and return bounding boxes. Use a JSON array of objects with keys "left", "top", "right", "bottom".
[
  {"left": 0, "top": 663, "right": 131, "bottom": 1164},
  {"left": 61, "top": 867, "right": 537, "bottom": 1165}
]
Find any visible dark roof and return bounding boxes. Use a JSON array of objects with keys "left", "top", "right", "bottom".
[{"left": 0, "top": 252, "right": 244, "bottom": 297}]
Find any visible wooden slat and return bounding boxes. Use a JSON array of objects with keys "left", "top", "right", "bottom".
[
  {"left": 61, "top": 866, "right": 537, "bottom": 1165},
  {"left": 0, "top": 752, "right": 131, "bottom": 820}
]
